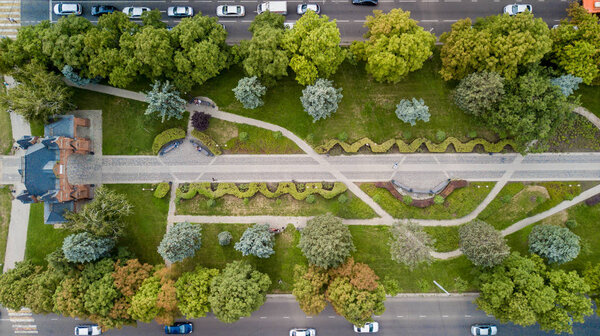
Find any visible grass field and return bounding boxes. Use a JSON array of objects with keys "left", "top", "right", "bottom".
[
  {"left": 0, "top": 107, "right": 12, "bottom": 154},
  {"left": 193, "top": 49, "right": 499, "bottom": 147},
  {"left": 423, "top": 225, "right": 462, "bottom": 253},
  {"left": 579, "top": 85, "right": 600, "bottom": 118},
  {"left": 361, "top": 182, "right": 494, "bottom": 219},
  {"left": 0, "top": 186, "right": 12, "bottom": 269},
  {"left": 71, "top": 89, "right": 188, "bottom": 155},
  {"left": 176, "top": 191, "right": 376, "bottom": 219},
  {"left": 24, "top": 203, "right": 70, "bottom": 265}
]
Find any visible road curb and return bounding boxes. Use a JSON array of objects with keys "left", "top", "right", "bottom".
[{"left": 266, "top": 293, "right": 480, "bottom": 299}]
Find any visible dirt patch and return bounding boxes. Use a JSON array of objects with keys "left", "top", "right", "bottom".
[
  {"left": 519, "top": 185, "right": 550, "bottom": 199},
  {"left": 541, "top": 210, "right": 568, "bottom": 226}
]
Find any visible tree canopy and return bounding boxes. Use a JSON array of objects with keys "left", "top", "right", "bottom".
[
  {"left": 234, "top": 224, "right": 275, "bottom": 258},
  {"left": 454, "top": 71, "right": 505, "bottom": 116},
  {"left": 300, "top": 78, "right": 343, "bottom": 122},
  {"left": 62, "top": 232, "right": 115, "bottom": 264},
  {"left": 528, "top": 224, "right": 580, "bottom": 264},
  {"left": 459, "top": 220, "right": 509, "bottom": 268},
  {"left": 298, "top": 213, "right": 355, "bottom": 269},
  {"left": 175, "top": 266, "right": 219, "bottom": 318},
  {"left": 389, "top": 221, "right": 434, "bottom": 270},
  {"left": 157, "top": 222, "right": 202, "bottom": 263},
  {"left": 145, "top": 80, "right": 187, "bottom": 123}
]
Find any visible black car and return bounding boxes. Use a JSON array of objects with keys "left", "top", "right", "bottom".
[
  {"left": 352, "top": 0, "right": 378, "bottom": 5},
  {"left": 91, "top": 5, "right": 117, "bottom": 16}
]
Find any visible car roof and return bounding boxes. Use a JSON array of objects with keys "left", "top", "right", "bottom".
[
  {"left": 61, "top": 4, "right": 79, "bottom": 11},
  {"left": 224, "top": 5, "right": 240, "bottom": 13}
]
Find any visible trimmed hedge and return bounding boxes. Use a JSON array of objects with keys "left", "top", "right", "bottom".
[
  {"left": 191, "top": 129, "right": 222, "bottom": 155},
  {"left": 153, "top": 182, "right": 170, "bottom": 199},
  {"left": 152, "top": 128, "right": 186, "bottom": 155},
  {"left": 176, "top": 182, "right": 347, "bottom": 201},
  {"left": 314, "top": 137, "right": 516, "bottom": 154}
]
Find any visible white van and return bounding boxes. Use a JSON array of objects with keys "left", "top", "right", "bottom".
[{"left": 257, "top": 1, "right": 287, "bottom": 15}]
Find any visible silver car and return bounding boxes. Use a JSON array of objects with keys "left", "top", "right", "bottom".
[
  {"left": 471, "top": 324, "right": 497, "bottom": 336},
  {"left": 296, "top": 3, "right": 320, "bottom": 15},
  {"left": 122, "top": 6, "right": 150, "bottom": 19},
  {"left": 168, "top": 6, "right": 193, "bottom": 17},
  {"left": 354, "top": 322, "right": 379, "bottom": 333},
  {"left": 216, "top": 5, "right": 245, "bottom": 17},
  {"left": 53, "top": 3, "right": 82, "bottom": 16},
  {"left": 503, "top": 4, "right": 532, "bottom": 16}
]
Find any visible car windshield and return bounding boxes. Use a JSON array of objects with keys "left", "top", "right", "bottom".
[{"left": 512, "top": 5, "right": 519, "bottom": 12}]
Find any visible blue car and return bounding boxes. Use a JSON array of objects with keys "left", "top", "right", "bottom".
[
  {"left": 91, "top": 5, "right": 117, "bottom": 16},
  {"left": 165, "top": 322, "right": 193, "bottom": 334}
]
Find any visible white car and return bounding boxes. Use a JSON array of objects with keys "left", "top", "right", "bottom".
[
  {"left": 471, "top": 324, "right": 498, "bottom": 336},
  {"left": 167, "top": 6, "right": 193, "bottom": 17},
  {"left": 216, "top": 5, "right": 245, "bottom": 17},
  {"left": 122, "top": 6, "right": 150, "bottom": 19},
  {"left": 53, "top": 3, "right": 82, "bottom": 16},
  {"left": 296, "top": 3, "right": 320, "bottom": 15},
  {"left": 289, "top": 328, "right": 316, "bottom": 336},
  {"left": 503, "top": 4, "right": 532, "bottom": 16},
  {"left": 354, "top": 322, "right": 379, "bottom": 333},
  {"left": 74, "top": 324, "right": 101, "bottom": 336}
]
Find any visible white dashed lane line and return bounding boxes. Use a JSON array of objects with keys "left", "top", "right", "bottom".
[{"left": 8, "top": 309, "right": 38, "bottom": 335}]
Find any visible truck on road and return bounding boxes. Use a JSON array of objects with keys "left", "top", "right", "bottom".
[{"left": 257, "top": 1, "right": 288, "bottom": 15}]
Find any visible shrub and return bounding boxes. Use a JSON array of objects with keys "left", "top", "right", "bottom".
[
  {"left": 300, "top": 78, "right": 343, "bottom": 122},
  {"left": 152, "top": 128, "right": 186, "bottom": 155},
  {"left": 454, "top": 71, "right": 505, "bottom": 116},
  {"left": 337, "top": 131, "right": 348, "bottom": 142},
  {"left": 468, "top": 131, "right": 477, "bottom": 138},
  {"left": 395, "top": 98, "right": 430, "bottom": 126},
  {"left": 232, "top": 76, "right": 266, "bottom": 109},
  {"left": 389, "top": 221, "right": 434, "bottom": 269},
  {"left": 382, "top": 277, "right": 401, "bottom": 296},
  {"left": 528, "top": 224, "right": 580, "bottom": 264},
  {"left": 298, "top": 213, "right": 355, "bottom": 268},
  {"left": 403, "top": 130, "right": 412, "bottom": 140},
  {"left": 243, "top": 198, "right": 250, "bottom": 205},
  {"left": 239, "top": 131, "right": 249, "bottom": 142},
  {"left": 435, "top": 130, "right": 446, "bottom": 142},
  {"left": 417, "top": 279, "right": 431, "bottom": 292},
  {"left": 550, "top": 74, "right": 583, "bottom": 97},
  {"left": 337, "top": 194, "right": 348, "bottom": 204},
  {"left": 158, "top": 222, "right": 202, "bottom": 263},
  {"left": 454, "top": 277, "right": 468, "bottom": 293},
  {"left": 206, "top": 199, "right": 216, "bottom": 208},
  {"left": 145, "top": 80, "right": 187, "bottom": 123},
  {"left": 433, "top": 195, "right": 444, "bottom": 205},
  {"left": 177, "top": 182, "right": 347, "bottom": 201},
  {"left": 62, "top": 65, "right": 92, "bottom": 86},
  {"left": 153, "top": 183, "right": 170, "bottom": 199},
  {"left": 565, "top": 219, "right": 578, "bottom": 229},
  {"left": 234, "top": 224, "right": 275, "bottom": 258},
  {"left": 459, "top": 220, "right": 509, "bottom": 268},
  {"left": 305, "top": 194, "right": 316, "bottom": 204},
  {"left": 273, "top": 131, "right": 282, "bottom": 139},
  {"left": 402, "top": 195, "right": 412, "bottom": 205},
  {"left": 62, "top": 233, "right": 114, "bottom": 263},
  {"left": 191, "top": 111, "right": 211, "bottom": 131},
  {"left": 191, "top": 129, "right": 222, "bottom": 155},
  {"left": 218, "top": 231, "right": 232, "bottom": 246}
]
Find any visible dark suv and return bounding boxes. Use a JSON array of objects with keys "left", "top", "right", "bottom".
[{"left": 91, "top": 5, "right": 117, "bottom": 16}]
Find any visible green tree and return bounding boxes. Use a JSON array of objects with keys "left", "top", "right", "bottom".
[
  {"left": 283, "top": 11, "right": 346, "bottom": 85},
  {"left": 389, "top": 221, "right": 434, "bottom": 270},
  {"left": 234, "top": 224, "right": 275, "bottom": 258},
  {"left": 232, "top": 76, "right": 266, "bottom": 109},
  {"left": 454, "top": 71, "right": 505, "bottom": 116},
  {"left": 218, "top": 231, "right": 232, "bottom": 246},
  {"left": 529, "top": 224, "right": 580, "bottom": 264},
  {"left": 145, "top": 80, "right": 187, "bottom": 123},
  {"left": 0, "top": 62, "right": 75, "bottom": 122},
  {"left": 133, "top": 26, "right": 174, "bottom": 80},
  {"left": 300, "top": 78, "right": 343, "bottom": 123},
  {"left": 62, "top": 232, "right": 115, "bottom": 264},
  {"left": 41, "top": 15, "right": 93, "bottom": 74},
  {"left": 351, "top": 9, "right": 435, "bottom": 83},
  {"left": 298, "top": 213, "right": 355, "bottom": 269},
  {"left": 440, "top": 12, "right": 552, "bottom": 81},
  {"left": 54, "top": 276, "right": 87, "bottom": 318},
  {"left": 326, "top": 276, "right": 386, "bottom": 327},
  {"left": 84, "top": 273, "right": 120, "bottom": 318},
  {"left": 64, "top": 186, "right": 133, "bottom": 239},
  {"left": 459, "top": 220, "right": 509, "bottom": 268},
  {"left": 583, "top": 263, "right": 600, "bottom": 315},
  {"left": 292, "top": 265, "right": 329, "bottom": 316},
  {"left": 209, "top": 261, "right": 271, "bottom": 323},
  {"left": 27, "top": 268, "right": 64, "bottom": 314},
  {"left": 128, "top": 276, "right": 161, "bottom": 323},
  {"left": 175, "top": 266, "right": 219, "bottom": 318},
  {"left": 158, "top": 222, "right": 202, "bottom": 263},
  {"left": 0, "top": 261, "right": 41, "bottom": 310},
  {"left": 395, "top": 98, "right": 430, "bottom": 126},
  {"left": 141, "top": 9, "right": 166, "bottom": 29},
  {"left": 477, "top": 253, "right": 592, "bottom": 334},
  {"left": 0, "top": 22, "right": 52, "bottom": 72}
]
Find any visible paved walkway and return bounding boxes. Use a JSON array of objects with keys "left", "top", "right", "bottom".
[{"left": 573, "top": 106, "right": 600, "bottom": 130}]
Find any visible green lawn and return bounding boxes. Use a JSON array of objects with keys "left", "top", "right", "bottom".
[
  {"left": 193, "top": 48, "right": 500, "bottom": 147},
  {"left": 174, "top": 224, "right": 307, "bottom": 292},
  {"left": 107, "top": 184, "right": 169, "bottom": 265},
  {"left": 579, "top": 85, "right": 600, "bottom": 118},
  {"left": 0, "top": 105, "right": 12, "bottom": 154},
  {"left": 176, "top": 191, "right": 376, "bottom": 219},
  {"left": 24, "top": 203, "right": 70, "bottom": 265},
  {"left": 361, "top": 182, "right": 494, "bottom": 219},
  {"left": 71, "top": 89, "right": 188, "bottom": 155},
  {"left": 0, "top": 186, "right": 12, "bottom": 269},
  {"left": 423, "top": 225, "right": 462, "bottom": 253},
  {"left": 205, "top": 119, "right": 302, "bottom": 154}
]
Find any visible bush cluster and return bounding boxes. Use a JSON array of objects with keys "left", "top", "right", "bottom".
[
  {"left": 191, "top": 130, "right": 222, "bottom": 155},
  {"left": 153, "top": 183, "right": 171, "bottom": 199},
  {"left": 152, "top": 128, "right": 186, "bottom": 155},
  {"left": 177, "top": 182, "right": 347, "bottom": 201}
]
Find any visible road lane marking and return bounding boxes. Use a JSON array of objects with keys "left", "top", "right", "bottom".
[
  {"left": 465, "top": 315, "right": 472, "bottom": 318},
  {"left": 397, "top": 315, "right": 404, "bottom": 318},
  {"left": 442, "top": 315, "right": 449, "bottom": 318},
  {"left": 13, "top": 331, "right": 38, "bottom": 334},
  {"left": 337, "top": 19, "right": 349, "bottom": 22},
  {"left": 306, "top": 316, "right": 313, "bottom": 318},
  {"left": 421, "top": 19, "right": 439, "bottom": 22},
  {"left": 398, "top": 0, "right": 417, "bottom": 2},
  {"left": 443, "top": 19, "right": 458, "bottom": 22},
  {"left": 353, "top": 19, "right": 366, "bottom": 23},
  {"left": 283, "top": 316, "right": 290, "bottom": 319},
  {"left": 260, "top": 316, "right": 267, "bottom": 319},
  {"left": 328, "top": 316, "right": 336, "bottom": 318},
  {"left": 419, "top": 315, "right": 427, "bottom": 318},
  {"left": 422, "top": 0, "right": 439, "bottom": 2}
]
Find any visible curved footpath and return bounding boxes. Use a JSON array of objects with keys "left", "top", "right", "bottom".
[{"left": 72, "top": 82, "right": 600, "bottom": 261}]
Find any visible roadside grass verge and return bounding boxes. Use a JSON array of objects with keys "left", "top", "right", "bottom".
[
  {"left": 0, "top": 186, "right": 12, "bottom": 269},
  {"left": 24, "top": 203, "right": 70, "bottom": 265},
  {"left": 360, "top": 182, "right": 494, "bottom": 219},
  {"left": 0, "top": 106, "right": 12, "bottom": 154},
  {"left": 71, "top": 88, "right": 188, "bottom": 155},
  {"left": 176, "top": 191, "right": 376, "bottom": 219}
]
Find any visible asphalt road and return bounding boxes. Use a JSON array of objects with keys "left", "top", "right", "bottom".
[
  {"left": 22, "top": 0, "right": 571, "bottom": 43},
  {"left": 1, "top": 295, "right": 599, "bottom": 335}
]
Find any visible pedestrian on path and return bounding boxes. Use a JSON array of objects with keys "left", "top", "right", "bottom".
[{"left": 393, "top": 162, "right": 399, "bottom": 169}]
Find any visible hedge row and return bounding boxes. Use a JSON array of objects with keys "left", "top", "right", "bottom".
[
  {"left": 153, "top": 182, "right": 171, "bottom": 199},
  {"left": 191, "top": 129, "right": 222, "bottom": 155},
  {"left": 314, "top": 137, "right": 516, "bottom": 154},
  {"left": 177, "top": 182, "right": 347, "bottom": 201},
  {"left": 152, "top": 128, "right": 186, "bottom": 155}
]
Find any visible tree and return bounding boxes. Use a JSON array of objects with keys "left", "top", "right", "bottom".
[
  {"left": 283, "top": 11, "right": 346, "bottom": 85},
  {"left": 175, "top": 266, "right": 219, "bottom": 318},
  {"left": 112, "top": 259, "right": 154, "bottom": 297},
  {"left": 62, "top": 65, "right": 93, "bottom": 86},
  {"left": 218, "top": 231, "right": 232, "bottom": 246},
  {"left": 54, "top": 276, "right": 87, "bottom": 318},
  {"left": 128, "top": 276, "right": 161, "bottom": 323},
  {"left": 64, "top": 186, "right": 133, "bottom": 239},
  {"left": 459, "top": 220, "right": 509, "bottom": 268},
  {"left": 583, "top": 263, "right": 600, "bottom": 315},
  {"left": 62, "top": 233, "right": 115, "bottom": 264},
  {"left": 326, "top": 275, "right": 386, "bottom": 327},
  {"left": 45, "top": 248, "right": 76, "bottom": 275},
  {"left": 528, "top": 224, "right": 580, "bottom": 264},
  {"left": 389, "top": 221, "right": 434, "bottom": 270},
  {"left": 350, "top": 9, "right": 435, "bottom": 83},
  {"left": 292, "top": 265, "right": 329, "bottom": 315},
  {"left": 300, "top": 78, "right": 343, "bottom": 123},
  {"left": 298, "top": 213, "right": 355, "bottom": 269},
  {"left": 454, "top": 71, "right": 505, "bottom": 116},
  {"left": 209, "top": 261, "right": 271, "bottom": 323},
  {"left": 141, "top": 9, "right": 166, "bottom": 29},
  {"left": 549, "top": 2, "right": 600, "bottom": 85},
  {"left": 0, "top": 261, "right": 41, "bottom": 310},
  {"left": 145, "top": 80, "right": 187, "bottom": 123},
  {"left": 395, "top": 98, "right": 430, "bottom": 126},
  {"left": 232, "top": 76, "right": 266, "bottom": 109},
  {"left": 477, "top": 253, "right": 592, "bottom": 334},
  {"left": 26, "top": 268, "right": 64, "bottom": 314},
  {"left": 191, "top": 111, "right": 211, "bottom": 131},
  {"left": 550, "top": 75, "right": 583, "bottom": 96},
  {"left": 84, "top": 273, "right": 120, "bottom": 319},
  {"left": 439, "top": 12, "right": 552, "bottom": 81},
  {"left": 158, "top": 222, "right": 202, "bottom": 263},
  {"left": 41, "top": 15, "right": 93, "bottom": 74},
  {"left": 133, "top": 26, "right": 174, "bottom": 80},
  {"left": 0, "top": 62, "right": 75, "bottom": 122},
  {"left": 234, "top": 224, "right": 275, "bottom": 258}
]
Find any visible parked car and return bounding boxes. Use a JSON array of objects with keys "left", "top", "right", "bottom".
[
  {"left": 503, "top": 4, "right": 532, "bottom": 16},
  {"left": 216, "top": 5, "right": 245, "bottom": 17},
  {"left": 53, "top": 3, "right": 82, "bottom": 16},
  {"left": 471, "top": 323, "right": 498, "bottom": 336},
  {"left": 74, "top": 324, "right": 101, "bottom": 336},
  {"left": 164, "top": 322, "right": 193, "bottom": 334},
  {"left": 122, "top": 6, "right": 150, "bottom": 19},
  {"left": 296, "top": 3, "right": 320, "bottom": 15},
  {"left": 91, "top": 5, "right": 117, "bottom": 16},
  {"left": 167, "top": 6, "right": 193, "bottom": 17},
  {"left": 352, "top": 0, "right": 378, "bottom": 5},
  {"left": 289, "top": 328, "right": 316, "bottom": 336},
  {"left": 354, "top": 322, "right": 379, "bottom": 333}
]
